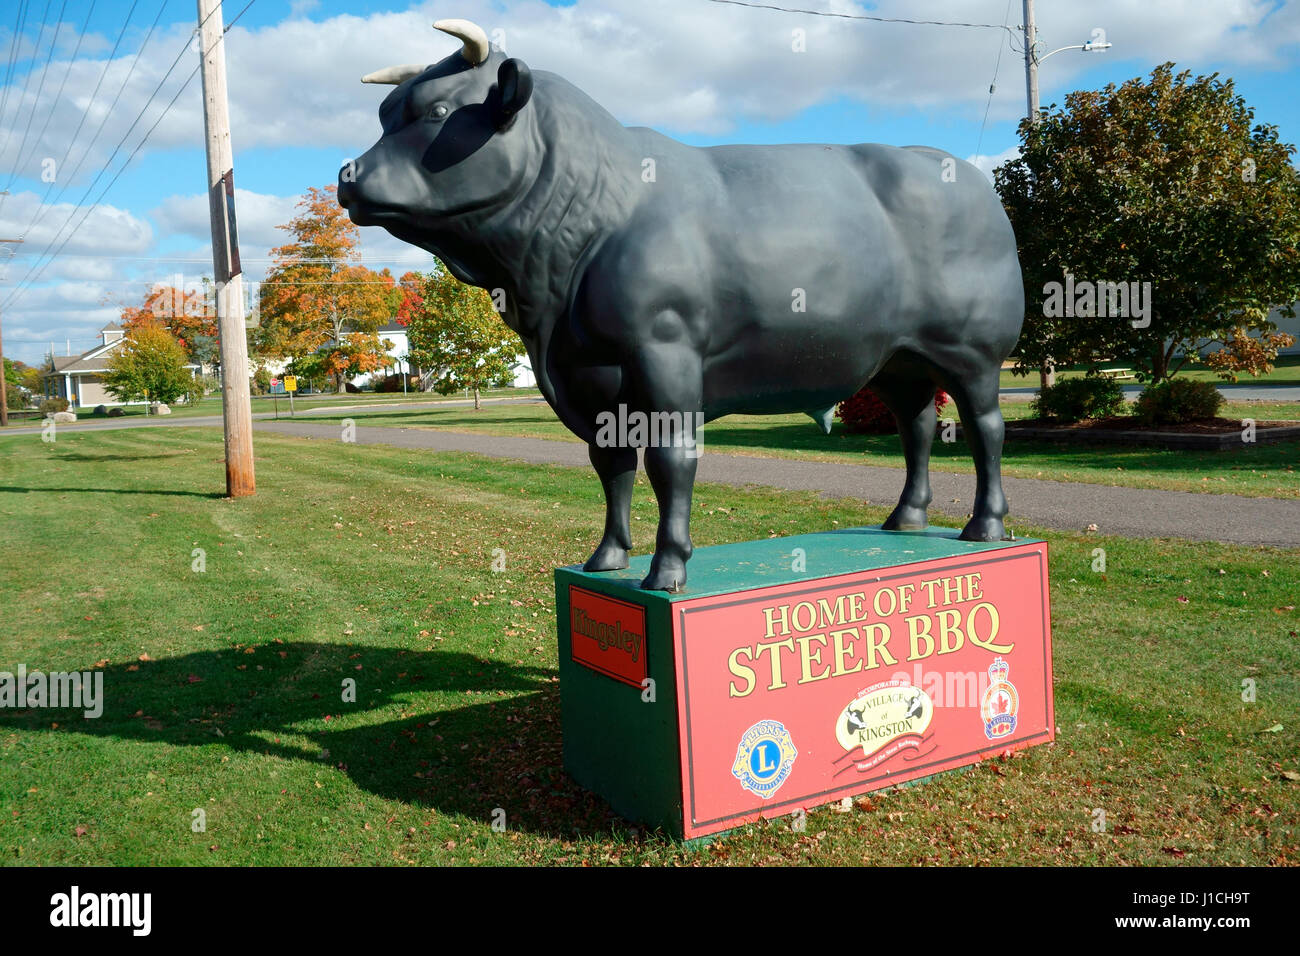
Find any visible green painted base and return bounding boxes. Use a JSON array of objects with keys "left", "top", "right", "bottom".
[{"left": 554, "top": 525, "right": 1051, "bottom": 841}]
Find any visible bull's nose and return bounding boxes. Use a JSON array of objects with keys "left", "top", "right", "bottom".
[{"left": 337, "top": 178, "right": 355, "bottom": 208}]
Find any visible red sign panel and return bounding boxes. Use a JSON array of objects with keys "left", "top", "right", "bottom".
[
  {"left": 671, "top": 544, "right": 1053, "bottom": 838},
  {"left": 569, "top": 586, "right": 649, "bottom": 688}
]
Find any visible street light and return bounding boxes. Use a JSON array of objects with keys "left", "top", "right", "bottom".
[{"left": 1022, "top": 1, "right": 1113, "bottom": 387}]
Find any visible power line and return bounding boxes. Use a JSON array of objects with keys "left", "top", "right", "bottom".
[
  {"left": 0, "top": 0, "right": 33, "bottom": 161},
  {"left": 0, "top": 0, "right": 39, "bottom": 163},
  {"left": 12, "top": 0, "right": 99, "bottom": 193},
  {"left": 3, "top": 0, "right": 178, "bottom": 306},
  {"left": 0, "top": 0, "right": 54, "bottom": 183},
  {"left": 6, "top": 1, "right": 142, "bottom": 257},
  {"left": 975, "top": 0, "right": 1015, "bottom": 164},
  {"left": 705, "top": 0, "right": 1017, "bottom": 33},
  {"left": 2, "top": 0, "right": 68, "bottom": 208},
  {"left": 3, "top": 0, "right": 169, "bottom": 296},
  {"left": 4, "top": 0, "right": 261, "bottom": 311},
  {"left": 5, "top": 252, "right": 432, "bottom": 262}
]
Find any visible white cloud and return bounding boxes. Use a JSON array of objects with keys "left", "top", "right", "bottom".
[
  {"left": 3, "top": 0, "right": 1297, "bottom": 183},
  {"left": 3, "top": 0, "right": 1299, "bottom": 361},
  {"left": 0, "top": 189, "right": 154, "bottom": 258},
  {"left": 966, "top": 144, "right": 1021, "bottom": 180}
]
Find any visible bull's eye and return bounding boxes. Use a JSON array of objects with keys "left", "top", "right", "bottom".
[{"left": 428, "top": 103, "right": 449, "bottom": 121}]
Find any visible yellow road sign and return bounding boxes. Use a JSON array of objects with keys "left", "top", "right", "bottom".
[{"left": 284, "top": 376, "right": 297, "bottom": 393}]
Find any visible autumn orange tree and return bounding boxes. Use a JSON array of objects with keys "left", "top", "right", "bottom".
[
  {"left": 257, "top": 185, "right": 398, "bottom": 392},
  {"left": 119, "top": 280, "right": 219, "bottom": 365}
]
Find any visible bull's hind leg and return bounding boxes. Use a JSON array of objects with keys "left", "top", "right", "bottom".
[
  {"left": 583, "top": 444, "right": 636, "bottom": 572},
  {"left": 945, "top": 366, "right": 1010, "bottom": 541},
  {"left": 871, "top": 372, "right": 939, "bottom": 531}
]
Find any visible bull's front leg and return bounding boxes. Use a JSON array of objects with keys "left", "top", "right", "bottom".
[
  {"left": 636, "top": 342, "right": 703, "bottom": 592},
  {"left": 584, "top": 444, "right": 636, "bottom": 571},
  {"left": 642, "top": 439, "right": 697, "bottom": 591}
]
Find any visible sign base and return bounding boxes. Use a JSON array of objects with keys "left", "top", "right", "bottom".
[{"left": 555, "top": 526, "right": 1054, "bottom": 840}]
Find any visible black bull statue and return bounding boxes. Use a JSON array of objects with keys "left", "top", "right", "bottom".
[{"left": 339, "top": 19, "right": 1025, "bottom": 591}]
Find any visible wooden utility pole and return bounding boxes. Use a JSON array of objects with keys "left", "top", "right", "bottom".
[
  {"left": 1021, "top": 0, "right": 1054, "bottom": 389},
  {"left": 197, "top": 0, "right": 255, "bottom": 496},
  {"left": 1022, "top": 0, "right": 1039, "bottom": 123},
  {"left": 0, "top": 235, "right": 24, "bottom": 427}
]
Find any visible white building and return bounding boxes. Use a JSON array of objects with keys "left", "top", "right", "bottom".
[
  {"left": 353, "top": 319, "right": 535, "bottom": 389},
  {"left": 43, "top": 323, "right": 200, "bottom": 408}
]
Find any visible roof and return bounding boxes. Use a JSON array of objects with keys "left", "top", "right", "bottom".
[
  {"left": 43, "top": 335, "right": 195, "bottom": 375},
  {"left": 377, "top": 319, "right": 407, "bottom": 333},
  {"left": 99, "top": 322, "right": 123, "bottom": 332},
  {"left": 44, "top": 337, "right": 123, "bottom": 375}
]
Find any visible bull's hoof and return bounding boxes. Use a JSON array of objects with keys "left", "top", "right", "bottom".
[
  {"left": 583, "top": 541, "right": 630, "bottom": 573},
  {"left": 641, "top": 554, "right": 687, "bottom": 592},
  {"left": 882, "top": 503, "right": 929, "bottom": 531},
  {"left": 959, "top": 515, "right": 1007, "bottom": 542}
]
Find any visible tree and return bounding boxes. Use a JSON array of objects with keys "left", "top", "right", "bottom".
[
  {"left": 395, "top": 271, "right": 424, "bottom": 325},
  {"left": 102, "top": 325, "right": 194, "bottom": 407},
  {"left": 257, "top": 185, "right": 398, "bottom": 391},
  {"left": 406, "top": 266, "right": 524, "bottom": 409},
  {"left": 119, "top": 280, "right": 219, "bottom": 365},
  {"left": 996, "top": 63, "right": 1300, "bottom": 383},
  {"left": 4, "top": 358, "right": 40, "bottom": 408}
]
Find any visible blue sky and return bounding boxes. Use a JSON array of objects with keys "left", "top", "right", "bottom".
[{"left": 1, "top": 0, "right": 1298, "bottom": 364}]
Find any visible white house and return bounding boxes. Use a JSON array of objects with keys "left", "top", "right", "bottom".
[
  {"left": 43, "top": 323, "right": 200, "bottom": 408},
  {"left": 1271, "top": 304, "right": 1300, "bottom": 354},
  {"left": 353, "top": 318, "right": 536, "bottom": 389}
]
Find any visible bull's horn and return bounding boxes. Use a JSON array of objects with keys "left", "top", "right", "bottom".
[
  {"left": 361, "top": 64, "right": 426, "bottom": 85},
  {"left": 434, "top": 18, "right": 490, "bottom": 65}
]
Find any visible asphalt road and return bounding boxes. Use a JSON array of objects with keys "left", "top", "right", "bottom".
[
  {"left": 252, "top": 419, "right": 1300, "bottom": 549},
  {"left": 6, "top": 397, "right": 1297, "bottom": 548}
]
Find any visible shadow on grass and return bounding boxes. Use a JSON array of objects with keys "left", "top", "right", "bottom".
[
  {"left": 0, "top": 642, "right": 635, "bottom": 839},
  {"left": 295, "top": 407, "right": 551, "bottom": 427},
  {"left": 50, "top": 451, "right": 197, "bottom": 462},
  {"left": 0, "top": 485, "right": 224, "bottom": 498}
]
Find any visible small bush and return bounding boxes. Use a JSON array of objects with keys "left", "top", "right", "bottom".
[
  {"left": 836, "top": 386, "right": 950, "bottom": 435},
  {"left": 184, "top": 374, "right": 219, "bottom": 406},
  {"left": 1133, "top": 378, "right": 1224, "bottom": 425},
  {"left": 93, "top": 405, "right": 107, "bottom": 416},
  {"left": 107, "top": 407, "right": 125, "bottom": 417},
  {"left": 40, "top": 397, "right": 69, "bottom": 414},
  {"left": 1031, "top": 376, "right": 1126, "bottom": 423}
]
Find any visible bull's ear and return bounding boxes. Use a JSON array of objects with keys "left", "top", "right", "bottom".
[{"left": 495, "top": 58, "right": 533, "bottom": 128}]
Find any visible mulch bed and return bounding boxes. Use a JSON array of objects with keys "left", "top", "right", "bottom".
[
  {"left": 1013, "top": 416, "right": 1300, "bottom": 434},
  {"left": 988, "top": 416, "right": 1300, "bottom": 449}
]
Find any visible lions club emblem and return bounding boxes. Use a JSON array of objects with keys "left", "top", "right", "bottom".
[
  {"left": 980, "top": 657, "right": 1019, "bottom": 740},
  {"left": 731, "top": 719, "right": 798, "bottom": 799}
]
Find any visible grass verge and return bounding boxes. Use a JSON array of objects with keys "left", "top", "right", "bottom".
[{"left": 0, "top": 427, "right": 1296, "bottom": 865}]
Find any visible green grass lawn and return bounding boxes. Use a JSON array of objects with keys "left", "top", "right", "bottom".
[
  {"left": 293, "top": 400, "right": 1300, "bottom": 500},
  {"left": 6, "top": 387, "right": 540, "bottom": 424},
  {"left": 1000, "top": 354, "right": 1300, "bottom": 389},
  {"left": 1, "top": 427, "right": 1297, "bottom": 865}
]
